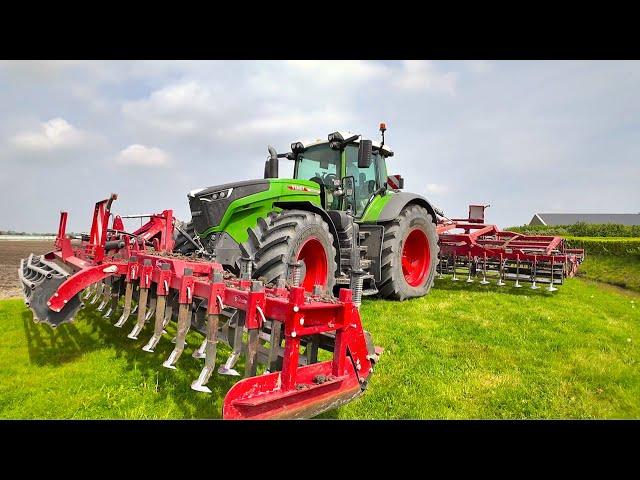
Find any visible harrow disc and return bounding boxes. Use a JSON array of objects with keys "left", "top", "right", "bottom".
[{"left": 28, "top": 275, "right": 84, "bottom": 327}]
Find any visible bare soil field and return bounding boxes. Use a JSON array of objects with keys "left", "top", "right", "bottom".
[{"left": 0, "top": 240, "right": 54, "bottom": 299}]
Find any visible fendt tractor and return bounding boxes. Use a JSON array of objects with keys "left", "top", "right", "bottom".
[
  {"left": 172, "top": 124, "right": 439, "bottom": 303},
  {"left": 18, "top": 124, "right": 583, "bottom": 419}
]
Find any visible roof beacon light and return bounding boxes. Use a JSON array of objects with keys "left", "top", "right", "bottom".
[{"left": 379, "top": 122, "right": 387, "bottom": 148}]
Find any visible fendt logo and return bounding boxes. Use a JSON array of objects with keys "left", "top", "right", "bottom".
[{"left": 287, "top": 185, "right": 321, "bottom": 194}]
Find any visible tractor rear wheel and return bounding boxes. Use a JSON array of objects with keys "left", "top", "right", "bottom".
[
  {"left": 243, "top": 210, "right": 337, "bottom": 293},
  {"left": 378, "top": 204, "right": 439, "bottom": 301}
]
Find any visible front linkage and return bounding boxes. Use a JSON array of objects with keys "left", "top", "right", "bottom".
[{"left": 18, "top": 194, "right": 381, "bottom": 420}]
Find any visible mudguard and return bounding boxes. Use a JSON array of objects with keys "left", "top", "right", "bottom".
[{"left": 376, "top": 191, "right": 438, "bottom": 223}]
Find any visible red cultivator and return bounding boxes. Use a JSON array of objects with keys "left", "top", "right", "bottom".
[
  {"left": 19, "top": 194, "right": 380, "bottom": 419},
  {"left": 436, "top": 205, "right": 585, "bottom": 290}
]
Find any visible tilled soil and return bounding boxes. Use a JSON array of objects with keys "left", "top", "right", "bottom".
[{"left": 0, "top": 240, "right": 54, "bottom": 299}]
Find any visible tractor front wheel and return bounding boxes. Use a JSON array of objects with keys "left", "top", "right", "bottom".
[
  {"left": 379, "top": 204, "right": 439, "bottom": 301},
  {"left": 244, "top": 210, "right": 337, "bottom": 293}
]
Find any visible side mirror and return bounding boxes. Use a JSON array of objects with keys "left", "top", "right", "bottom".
[{"left": 358, "top": 139, "right": 373, "bottom": 168}]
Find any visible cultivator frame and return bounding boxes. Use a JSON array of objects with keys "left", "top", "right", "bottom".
[
  {"left": 19, "top": 194, "right": 379, "bottom": 419},
  {"left": 436, "top": 205, "right": 585, "bottom": 290}
]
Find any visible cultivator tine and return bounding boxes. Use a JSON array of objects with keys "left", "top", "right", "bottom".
[
  {"left": 103, "top": 282, "right": 120, "bottom": 318},
  {"left": 466, "top": 254, "right": 474, "bottom": 283},
  {"left": 219, "top": 311, "right": 244, "bottom": 376},
  {"left": 162, "top": 268, "right": 194, "bottom": 369},
  {"left": 191, "top": 272, "right": 225, "bottom": 392},
  {"left": 243, "top": 281, "right": 265, "bottom": 378},
  {"left": 97, "top": 281, "right": 111, "bottom": 311},
  {"left": 128, "top": 260, "right": 152, "bottom": 339},
  {"left": 162, "top": 304, "right": 191, "bottom": 369},
  {"left": 145, "top": 296, "right": 157, "bottom": 321},
  {"left": 192, "top": 338, "right": 207, "bottom": 359},
  {"left": 480, "top": 253, "right": 489, "bottom": 285},
  {"left": 530, "top": 255, "right": 539, "bottom": 290},
  {"left": 191, "top": 316, "right": 220, "bottom": 392},
  {"left": 496, "top": 254, "right": 506, "bottom": 286},
  {"left": 547, "top": 256, "right": 558, "bottom": 292},
  {"left": 451, "top": 254, "right": 458, "bottom": 281},
  {"left": 89, "top": 281, "right": 104, "bottom": 305},
  {"left": 142, "top": 265, "right": 172, "bottom": 352},
  {"left": 514, "top": 255, "right": 522, "bottom": 288},
  {"left": 115, "top": 258, "right": 138, "bottom": 327},
  {"left": 115, "top": 282, "right": 134, "bottom": 327},
  {"left": 266, "top": 320, "right": 283, "bottom": 374},
  {"left": 142, "top": 295, "right": 167, "bottom": 352},
  {"left": 82, "top": 284, "right": 94, "bottom": 300}
]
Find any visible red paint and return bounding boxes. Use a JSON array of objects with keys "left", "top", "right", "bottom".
[
  {"left": 296, "top": 237, "right": 328, "bottom": 292},
  {"left": 34, "top": 193, "right": 378, "bottom": 420},
  {"left": 402, "top": 228, "right": 431, "bottom": 286}
]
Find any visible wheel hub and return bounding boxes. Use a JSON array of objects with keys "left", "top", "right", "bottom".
[
  {"left": 401, "top": 228, "right": 431, "bottom": 287},
  {"left": 296, "top": 237, "right": 328, "bottom": 292}
]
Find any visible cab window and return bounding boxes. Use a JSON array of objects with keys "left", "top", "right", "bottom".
[
  {"left": 345, "top": 145, "right": 379, "bottom": 216},
  {"left": 294, "top": 145, "right": 341, "bottom": 209}
]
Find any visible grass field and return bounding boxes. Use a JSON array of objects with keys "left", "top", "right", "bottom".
[
  {"left": 577, "top": 255, "right": 640, "bottom": 292},
  {"left": 1, "top": 258, "right": 639, "bottom": 419}
]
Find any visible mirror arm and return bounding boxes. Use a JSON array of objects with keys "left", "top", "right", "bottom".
[{"left": 339, "top": 134, "right": 360, "bottom": 149}]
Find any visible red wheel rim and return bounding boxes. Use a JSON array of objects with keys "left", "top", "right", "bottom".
[
  {"left": 401, "top": 228, "right": 431, "bottom": 287},
  {"left": 296, "top": 237, "right": 328, "bottom": 292}
]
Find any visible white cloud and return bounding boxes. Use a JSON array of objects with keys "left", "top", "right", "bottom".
[
  {"left": 393, "top": 61, "right": 457, "bottom": 95},
  {"left": 10, "top": 118, "right": 91, "bottom": 151},
  {"left": 115, "top": 144, "right": 170, "bottom": 167},
  {"left": 465, "top": 60, "right": 494, "bottom": 74},
  {"left": 426, "top": 183, "right": 449, "bottom": 195}
]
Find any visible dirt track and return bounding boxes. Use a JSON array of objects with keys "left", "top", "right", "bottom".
[{"left": 0, "top": 240, "right": 54, "bottom": 299}]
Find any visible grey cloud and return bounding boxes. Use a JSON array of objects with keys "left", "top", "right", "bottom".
[{"left": 0, "top": 60, "right": 638, "bottom": 234}]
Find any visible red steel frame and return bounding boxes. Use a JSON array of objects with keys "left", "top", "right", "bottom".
[
  {"left": 436, "top": 205, "right": 584, "bottom": 276},
  {"left": 43, "top": 195, "right": 375, "bottom": 419}
]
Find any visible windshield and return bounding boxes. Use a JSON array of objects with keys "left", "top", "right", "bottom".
[{"left": 294, "top": 145, "right": 341, "bottom": 209}]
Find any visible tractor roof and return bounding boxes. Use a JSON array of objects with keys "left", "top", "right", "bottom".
[{"left": 293, "top": 131, "right": 394, "bottom": 157}]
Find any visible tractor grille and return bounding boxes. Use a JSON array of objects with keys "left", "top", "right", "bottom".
[{"left": 189, "top": 180, "right": 269, "bottom": 235}]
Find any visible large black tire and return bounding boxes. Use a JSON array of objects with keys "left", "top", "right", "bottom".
[
  {"left": 242, "top": 210, "right": 337, "bottom": 292},
  {"left": 173, "top": 220, "right": 198, "bottom": 255},
  {"left": 378, "top": 204, "right": 439, "bottom": 301}
]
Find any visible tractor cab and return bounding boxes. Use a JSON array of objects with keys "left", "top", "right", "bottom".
[{"left": 285, "top": 128, "right": 395, "bottom": 217}]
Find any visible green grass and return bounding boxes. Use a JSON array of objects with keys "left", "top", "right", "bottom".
[
  {"left": 1, "top": 259, "right": 639, "bottom": 419},
  {"left": 577, "top": 255, "right": 640, "bottom": 292}
]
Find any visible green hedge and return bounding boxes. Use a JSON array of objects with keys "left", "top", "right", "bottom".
[
  {"left": 564, "top": 237, "right": 640, "bottom": 257},
  {"left": 507, "top": 222, "right": 640, "bottom": 238}
]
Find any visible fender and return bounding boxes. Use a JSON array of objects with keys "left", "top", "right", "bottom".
[
  {"left": 376, "top": 192, "right": 438, "bottom": 224},
  {"left": 273, "top": 201, "right": 342, "bottom": 275}
]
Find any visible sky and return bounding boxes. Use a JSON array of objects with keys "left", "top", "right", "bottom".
[{"left": 0, "top": 60, "right": 638, "bottom": 233}]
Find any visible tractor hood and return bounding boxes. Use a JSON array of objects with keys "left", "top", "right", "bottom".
[
  {"left": 187, "top": 178, "right": 323, "bottom": 239},
  {"left": 188, "top": 179, "right": 270, "bottom": 233}
]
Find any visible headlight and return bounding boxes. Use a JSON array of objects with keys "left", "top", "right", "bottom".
[
  {"left": 218, "top": 191, "right": 226, "bottom": 198},
  {"left": 211, "top": 193, "right": 219, "bottom": 200}
]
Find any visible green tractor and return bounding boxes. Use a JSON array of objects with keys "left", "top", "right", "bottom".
[{"left": 174, "top": 125, "right": 440, "bottom": 301}]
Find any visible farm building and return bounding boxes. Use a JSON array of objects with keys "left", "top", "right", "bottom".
[{"left": 529, "top": 213, "right": 640, "bottom": 226}]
